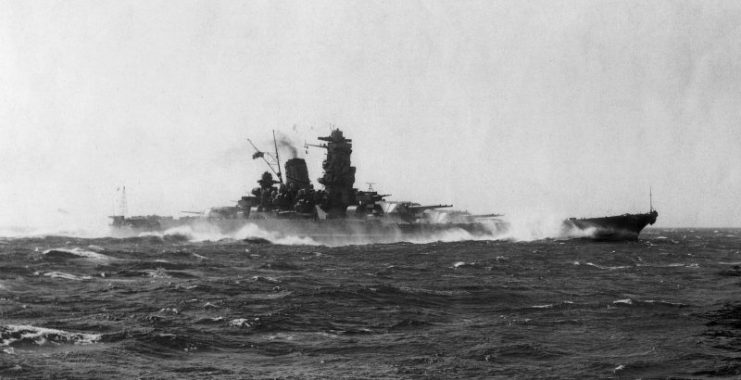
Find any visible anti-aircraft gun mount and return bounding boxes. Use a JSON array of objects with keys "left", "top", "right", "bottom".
[{"left": 382, "top": 202, "right": 453, "bottom": 223}]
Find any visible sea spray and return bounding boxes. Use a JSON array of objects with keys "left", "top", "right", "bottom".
[
  {"left": 497, "top": 213, "right": 598, "bottom": 241},
  {"left": 3, "top": 212, "right": 599, "bottom": 246},
  {"left": 233, "top": 223, "right": 320, "bottom": 245}
]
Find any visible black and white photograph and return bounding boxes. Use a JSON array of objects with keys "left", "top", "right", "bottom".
[{"left": 1, "top": 1, "right": 740, "bottom": 378}]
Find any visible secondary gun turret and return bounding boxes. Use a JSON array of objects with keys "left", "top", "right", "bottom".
[{"left": 383, "top": 202, "right": 453, "bottom": 223}]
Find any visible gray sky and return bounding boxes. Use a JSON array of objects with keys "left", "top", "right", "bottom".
[{"left": 1, "top": 0, "right": 740, "bottom": 230}]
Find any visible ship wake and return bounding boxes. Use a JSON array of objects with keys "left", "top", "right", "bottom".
[{"left": 123, "top": 215, "right": 598, "bottom": 246}]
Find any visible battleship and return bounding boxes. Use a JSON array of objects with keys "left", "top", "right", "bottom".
[
  {"left": 110, "top": 129, "right": 506, "bottom": 243},
  {"left": 110, "top": 129, "right": 658, "bottom": 242}
]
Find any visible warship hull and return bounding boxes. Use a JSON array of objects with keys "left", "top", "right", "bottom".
[
  {"left": 562, "top": 211, "right": 658, "bottom": 241},
  {"left": 110, "top": 216, "right": 505, "bottom": 245}
]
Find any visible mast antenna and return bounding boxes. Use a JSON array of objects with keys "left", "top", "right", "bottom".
[
  {"left": 121, "top": 186, "right": 128, "bottom": 217},
  {"left": 247, "top": 138, "right": 282, "bottom": 182},
  {"left": 649, "top": 186, "right": 653, "bottom": 212},
  {"left": 272, "top": 130, "right": 284, "bottom": 185}
]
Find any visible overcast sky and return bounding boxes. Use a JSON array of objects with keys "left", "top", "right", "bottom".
[{"left": 1, "top": 0, "right": 740, "bottom": 230}]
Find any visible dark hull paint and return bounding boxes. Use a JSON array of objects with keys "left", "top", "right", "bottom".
[{"left": 563, "top": 210, "right": 659, "bottom": 241}]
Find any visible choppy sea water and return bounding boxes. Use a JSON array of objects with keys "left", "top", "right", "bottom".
[{"left": 1, "top": 228, "right": 740, "bottom": 379}]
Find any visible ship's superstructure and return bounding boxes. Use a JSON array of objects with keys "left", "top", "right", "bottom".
[
  {"left": 317, "top": 129, "right": 356, "bottom": 217},
  {"left": 238, "top": 129, "right": 400, "bottom": 221}
]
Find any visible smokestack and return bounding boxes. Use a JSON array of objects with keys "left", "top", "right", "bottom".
[{"left": 285, "top": 158, "right": 311, "bottom": 189}]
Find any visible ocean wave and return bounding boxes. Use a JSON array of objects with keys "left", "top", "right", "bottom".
[
  {"left": 229, "top": 318, "right": 251, "bottom": 328},
  {"left": 128, "top": 332, "right": 203, "bottom": 355},
  {"left": 452, "top": 261, "right": 479, "bottom": 269},
  {"left": 636, "top": 263, "right": 700, "bottom": 269},
  {"left": 1, "top": 324, "right": 100, "bottom": 347},
  {"left": 41, "top": 271, "right": 93, "bottom": 281},
  {"left": 643, "top": 299, "right": 689, "bottom": 307},
  {"left": 194, "top": 316, "right": 225, "bottom": 324},
  {"left": 573, "top": 261, "right": 632, "bottom": 270},
  {"left": 251, "top": 275, "right": 281, "bottom": 283},
  {"left": 397, "top": 286, "right": 465, "bottom": 297},
  {"left": 147, "top": 268, "right": 172, "bottom": 279},
  {"left": 613, "top": 298, "right": 633, "bottom": 305},
  {"left": 585, "top": 262, "right": 632, "bottom": 270},
  {"left": 42, "top": 247, "right": 114, "bottom": 263},
  {"left": 611, "top": 298, "right": 689, "bottom": 308},
  {"left": 530, "top": 304, "right": 555, "bottom": 309},
  {"left": 528, "top": 301, "right": 576, "bottom": 310}
]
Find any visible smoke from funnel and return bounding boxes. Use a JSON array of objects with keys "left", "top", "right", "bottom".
[{"left": 275, "top": 133, "right": 299, "bottom": 158}]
